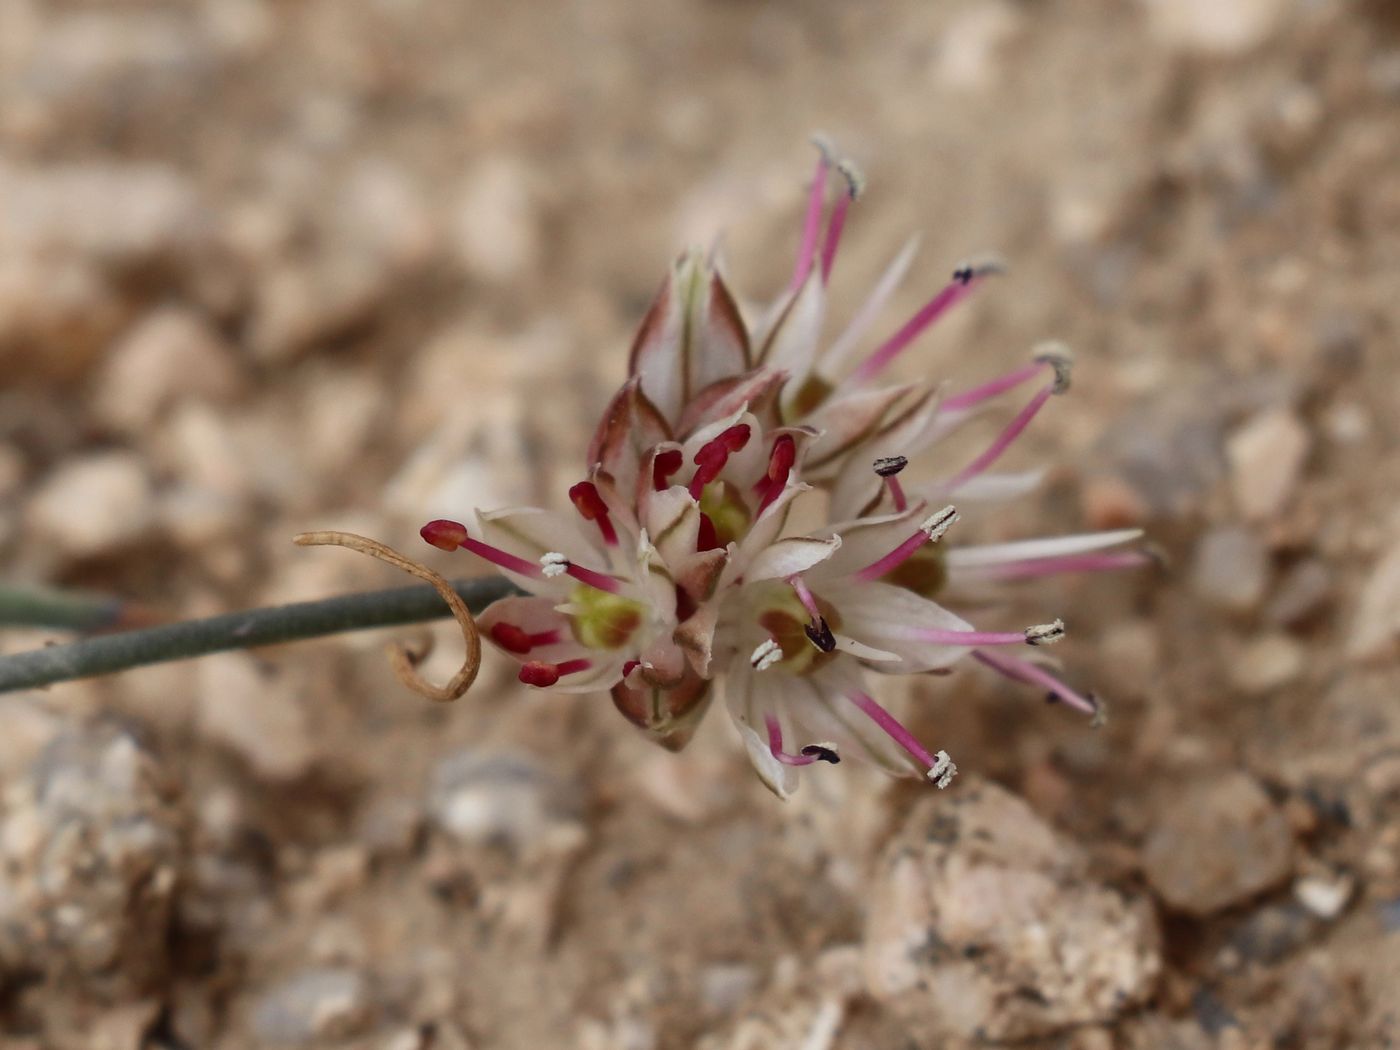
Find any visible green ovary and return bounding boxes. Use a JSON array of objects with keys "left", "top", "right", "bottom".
[
  {"left": 750, "top": 582, "right": 841, "bottom": 676},
  {"left": 699, "top": 481, "right": 753, "bottom": 547},
  {"left": 569, "top": 586, "right": 645, "bottom": 650}
]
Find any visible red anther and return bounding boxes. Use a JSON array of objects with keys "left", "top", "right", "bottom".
[
  {"left": 652, "top": 449, "right": 684, "bottom": 491},
  {"left": 518, "top": 661, "right": 561, "bottom": 688},
  {"left": 766, "top": 435, "right": 796, "bottom": 482},
  {"left": 569, "top": 481, "right": 608, "bottom": 519},
  {"left": 491, "top": 623, "right": 535, "bottom": 654},
  {"left": 674, "top": 583, "right": 698, "bottom": 623},
  {"left": 421, "top": 519, "right": 470, "bottom": 551},
  {"left": 622, "top": 659, "right": 640, "bottom": 678},
  {"left": 696, "top": 512, "right": 722, "bottom": 552},
  {"left": 568, "top": 480, "right": 618, "bottom": 546}
]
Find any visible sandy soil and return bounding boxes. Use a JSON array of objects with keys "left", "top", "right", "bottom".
[{"left": 3, "top": 0, "right": 1400, "bottom": 1047}]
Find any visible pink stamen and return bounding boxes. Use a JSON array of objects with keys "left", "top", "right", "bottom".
[
  {"left": 960, "top": 551, "right": 1152, "bottom": 581},
  {"left": 653, "top": 449, "right": 684, "bottom": 491},
  {"left": 423, "top": 520, "right": 544, "bottom": 578},
  {"left": 765, "top": 715, "right": 822, "bottom": 766},
  {"left": 941, "top": 382, "right": 1054, "bottom": 494},
  {"left": 563, "top": 562, "right": 624, "bottom": 594},
  {"left": 490, "top": 623, "right": 562, "bottom": 654},
  {"left": 941, "top": 360, "right": 1046, "bottom": 413},
  {"left": 849, "top": 266, "right": 992, "bottom": 386},
  {"left": 789, "top": 148, "right": 830, "bottom": 291},
  {"left": 916, "top": 628, "right": 1028, "bottom": 647},
  {"left": 885, "top": 474, "right": 908, "bottom": 512},
  {"left": 851, "top": 504, "right": 963, "bottom": 582},
  {"left": 696, "top": 513, "right": 722, "bottom": 552},
  {"left": 518, "top": 657, "right": 592, "bottom": 689},
  {"left": 820, "top": 191, "right": 852, "bottom": 283},
  {"left": 688, "top": 424, "right": 752, "bottom": 499},
  {"left": 788, "top": 575, "right": 823, "bottom": 621},
  {"left": 621, "top": 659, "right": 640, "bottom": 678},
  {"left": 569, "top": 481, "right": 618, "bottom": 547},
  {"left": 972, "top": 649, "right": 1098, "bottom": 716},
  {"left": 420, "top": 519, "right": 469, "bottom": 551},
  {"left": 848, "top": 690, "right": 937, "bottom": 770}
]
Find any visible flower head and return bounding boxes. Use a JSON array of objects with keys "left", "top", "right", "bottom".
[{"left": 423, "top": 140, "right": 1149, "bottom": 797}]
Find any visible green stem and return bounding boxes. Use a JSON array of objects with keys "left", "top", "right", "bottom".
[
  {"left": 0, "top": 584, "right": 135, "bottom": 632},
  {"left": 0, "top": 576, "right": 518, "bottom": 694}
]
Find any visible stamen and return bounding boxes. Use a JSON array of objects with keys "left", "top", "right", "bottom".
[
  {"left": 1023, "top": 619, "right": 1066, "bottom": 646},
  {"left": 955, "top": 551, "right": 1151, "bottom": 581},
  {"left": 518, "top": 657, "right": 592, "bottom": 688},
  {"left": 765, "top": 715, "right": 839, "bottom": 766},
  {"left": 755, "top": 434, "right": 797, "bottom": 515},
  {"left": 696, "top": 513, "right": 722, "bottom": 552},
  {"left": 421, "top": 518, "right": 469, "bottom": 551},
  {"left": 848, "top": 258, "right": 1004, "bottom": 386},
  {"left": 1033, "top": 341, "right": 1074, "bottom": 394},
  {"left": 568, "top": 481, "right": 618, "bottom": 546},
  {"left": 940, "top": 381, "right": 1056, "bottom": 494},
  {"left": 788, "top": 575, "right": 823, "bottom": 621},
  {"left": 914, "top": 627, "right": 1034, "bottom": 647},
  {"left": 689, "top": 424, "right": 752, "bottom": 499},
  {"left": 873, "top": 456, "right": 908, "bottom": 512},
  {"left": 751, "top": 638, "right": 783, "bottom": 672},
  {"left": 819, "top": 159, "right": 864, "bottom": 283},
  {"left": 972, "top": 649, "right": 1098, "bottom": 717},
  {"left": 804, "top": 617, "right": 837, "bottom": 653},
  {"left": 538, "top": 552, "right": 624, "bottom": 594},
  {"left": 853, "top": 505, "right": 959, "bottom": 582},
  {"left": 790, "top": 139, "right": 832, "bottom": 291},
  {"left": 622, "top": 659, "right": 640, "bottom": 678},
  {"left": 927, "top": 750, "right": 957, "bottom": 789},
  {"left": 422, "top": 520, "right": 544, "bottom": 578},
  {"left": 489, "top": 623, "right": 562, "bottom": 654},
  {"left": 653, "top": 449, "right": 684, "bottom": 491},
  {"left": 848, "top": 690, "right": 944, "bottom": 776},
  {"left": 940, "top": 361, "right": 1045, "bottom": 413}
]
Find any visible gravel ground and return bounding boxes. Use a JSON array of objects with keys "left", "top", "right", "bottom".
[{"left": 3, "top": 0, "right": 1400, "bottom": 1047}]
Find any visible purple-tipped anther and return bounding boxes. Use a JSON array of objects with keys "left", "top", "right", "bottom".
[
  {"left": 873, "top": 455, "right": 909, "bottom": 512},
  {"left": 765, "top": 715, "right": 839, "bottom": 766},
  {"left": 848, "top": 258, "right": 1004, "bottom": 386},
  {"left": 848, "top": 690, "right": 955, "bottom": 786},
  {"left": 972, "top": 648, "right": 1099, "bottom": 717}
]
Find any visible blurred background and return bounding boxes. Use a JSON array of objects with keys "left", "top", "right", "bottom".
[{"left": 2, "top": 0, "right": 1399, "bottom": 1046}]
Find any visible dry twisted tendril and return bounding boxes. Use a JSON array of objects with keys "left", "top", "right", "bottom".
[{"left": 293, "top": 530, "right": 480, "bottom": 702}]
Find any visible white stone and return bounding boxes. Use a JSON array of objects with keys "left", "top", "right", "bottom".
[
  {"left": 1347, "top": 540, "right": 1400, "bottom": 661},
  {"left": 1226, "top": 407, "right": 1310, "bottom": 521},
  {"left": 27, "top": 451, "right": 155, "bottom": 557},
  {"left": 1141, "top": 0, "right": 1287, "bottom": 54},
  {"left": 449, "top": 156, "right": 540, "bottom": 284}
]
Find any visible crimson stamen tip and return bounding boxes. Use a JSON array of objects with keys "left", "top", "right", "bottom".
[{"left": 420, "top": 518, "right": 469, "bottom": 552}]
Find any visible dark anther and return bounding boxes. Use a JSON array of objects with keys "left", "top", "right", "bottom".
[
  {"left": 800, "top": 744, "right": 841, "bottom": 764},
  {"left": 873, "top": 455, "right": 908, "bottom": 477},
  {"left": 952, "top": 265, "right": 975, "bottom": 285},
  {"left": 804, "top": 617, "right": 837, "bottom": 653}
]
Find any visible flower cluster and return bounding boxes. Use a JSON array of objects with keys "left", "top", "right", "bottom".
[{"left": 421, "top": 143, "right": 1148, "bottom": 797}]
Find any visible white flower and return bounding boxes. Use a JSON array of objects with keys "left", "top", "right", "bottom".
[{"left": 417, "top": 141, "right": 1149, "bottom": 796}]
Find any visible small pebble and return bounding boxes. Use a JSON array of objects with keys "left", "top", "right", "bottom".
[
  {"left": 1226, "top": 407, "right": 1310, "bottom": 522},
  {"left": 1191, "top": 526, "right": 1270, "bottom": 614}
]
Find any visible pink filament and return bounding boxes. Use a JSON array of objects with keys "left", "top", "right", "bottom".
[
  {"left": 489, "top": 623, "right": 563, "bottom": 654},
  {"left": 459, "top": 537, "right": 543, "bottom": 579},
  {"left": 789, "top": 151, "right": 830, "bottom": 291},
  {"left": 960, "top": 551, "right": 1152, "bottom": 581},
  {"left": 917, "top": 628, "right": 1027, "bottom": 647},
  {"left": 564, "top": 562, "right": 624, "bottom": 594},
  {"left": 765, "top": 715, "right": 822, "bottom": 767},
  {"left": 941, "top": 382, "right": 1054, "bottom": 494},
  {"left": 884, "top": 474, "right": 908, "bottom": 513},
  {"left": 788, "top": 575, "right": 823, "bottom": 621},
  {"left": 941, "top": 360, "right": 1046, "bottom": 413},
  {"left": 820, "top": 192, "right": 852, "bottom": 283},
  {"left": 972, "top": 649, "right": 1097, "bottom": 715},
  {"left": 848, "top": 690, "right": 936, "bottom": 770},
  {"left": 853, "top": 527, "right": 931, "bottom": 582},
  {"left": 849, "top": 275, "right": 982, "bottom": 386}
]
